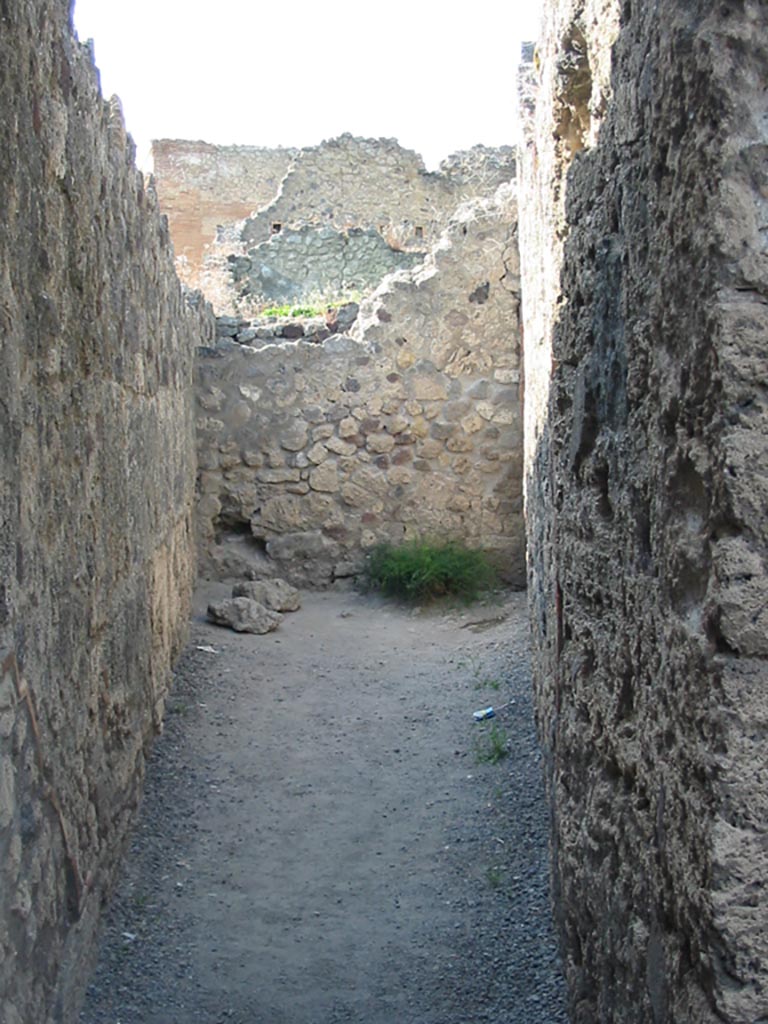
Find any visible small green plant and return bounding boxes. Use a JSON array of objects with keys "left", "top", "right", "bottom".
[
  {"left": 365, "top": 540, "right": 497, "bottom": 603},
  {"left": 456, "top": 653, "right": 482, "bottom": 674},
  {"left": 261, "top": 303, "right": 325, "bottom": 318},
  {"left": 474, "top": 723, "right": 509, "bottom": 764},
  {"left": 474, "top": 676, "right": 502, "bottom": 691},
  {"left": 259, "top": 292, "right": 362, "bottom": 319},
  {"left": 486, "top": 866, "right": 504, "bottom": 890},
  {"left": 166, "top": 701, "right": 191, "bottom": 716}
]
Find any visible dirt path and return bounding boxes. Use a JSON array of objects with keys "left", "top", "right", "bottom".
[{"left": 81, "top": 584, "right": 568, "bottom": 1024}]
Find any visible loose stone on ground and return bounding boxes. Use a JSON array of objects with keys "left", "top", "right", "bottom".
[
  {"left": 206, "top": 597, "right": 282, "bottom": 634},
  {"left": 231, "top": 578, "right": 302, "bottom": 612}
]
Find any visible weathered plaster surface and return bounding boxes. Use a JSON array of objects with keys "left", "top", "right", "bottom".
[{"left": 150, "top": 139, "right": 297, "bottom": 287}]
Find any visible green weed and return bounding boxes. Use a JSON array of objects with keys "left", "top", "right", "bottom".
[
  {"left": 365, "top": 540, "right": 497, "bottom": 604},
  {"left": 486, "top": 866, "right": 504, "bottom": 890},
  {"left": 474, "top": 676, "right": 502, "bottom": 691},
  {"left": 261, "top": 303, "right": 323, "bottom": 318},
  {"left": 166, "top": 702, "right": 190, "bottom": 716},
  {"left": 260, "top": 293, "right": 362, "bottom": 319},
  {"left": 474, "top": 723, "right": 509, "bottom": 764}
]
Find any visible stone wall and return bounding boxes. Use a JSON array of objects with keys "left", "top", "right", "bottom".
[
  {"left": 520, "top": 2, "right": 768, "bottom": 1022},
  {"left": 152, "top": 135, "right": 517, "bottom": 312},
  {"left": 0, "top": 5, "right": 213, "bottom": 1022},
  {"left": 196, "top": 187, "right": 525, "bottom": 587},
  {"left": 150, "top": 139, "right": 297, "bottom": 287},
  {"left": 240, "top": 135, "right": 517, "bottom": 251},
  {"left": 228, "top": 225, "right": 424, "bottom": 312}
]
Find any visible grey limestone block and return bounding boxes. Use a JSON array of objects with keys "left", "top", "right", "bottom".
[
  {"left": 232, "top": 578, "right": 301, "bottom": 612},
  {"left": 207, "top": 597, "right": 283, "bottom": 634}
]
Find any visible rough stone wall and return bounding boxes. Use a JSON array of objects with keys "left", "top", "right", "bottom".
[
  {"left": 150, "top": 139, "right": 296, "bottom": 286},
  {"left": 520, "top": 2, "right": 768, "bottom": 1022},
  {"left": 240, "top": 135, "right": 517, "bottom": 251},
  {"left": 438, "top": 144, "right": 518, "bottom": 188},
  {"left": 152, "top": 135, "right": 517, "bottom": 313},
  {"left": 197, "top": 188, "right": 525, "bottom": 587},
  {"left": 227, "top": 225, "right": 424, "bottom": 312},
  {"left": 0, "top": 5, "right": 213, "bottom": 1022}
]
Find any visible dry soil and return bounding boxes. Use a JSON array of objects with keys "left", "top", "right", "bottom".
[{"left": 80, "top": 584, "right": 569, "bottom": 1024}]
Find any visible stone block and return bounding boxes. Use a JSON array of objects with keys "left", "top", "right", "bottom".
[
  {"left": 490, "top": 407, "right": 516, "bottom": 425},
  {"left": 232, "top": 578, "right": 301, "bottom": 612},
  {"left": 325, "top": 436, "right": 357, "bottom": 456},
  {"left": 366, "top": 433, "right": 395, "bottom": 454},
  {"left": 266, "top": 531, "right": 329, "bottom": 561},
  {"left": 199, "top": 389, "right": 224, "bottom": 412},
  {"left": 309, "top": 462, "right": 339, "bottom": 493},
  {"left": 391, "top": 448, "right": 412, "bottom": 466},
  {"left": 418, "top": 439, "right": 443, "bottom": 459},
  {"left": 197, "top": 450, "right": 220, "bottom": 471},
  {"left": 442, "top": 400, "right": 471, "bottom": 422},
  {"left": 307, "top": 442, "right": 329, "bottom": 465},
  {"left": 207, "top": 598, "right": 282, "bottom": 634},
  {"left": 410, "top": 375, "right": 448, "bottom": 401},
  {"left": 338, "top": 417, "right": 358, "bottom": 438},
  {"left": 256, "top": 468, "right": 301, "bottom": 484},
  {"left": 446, "top": 434, "right": 474, "bottom": 453},
  {"left": 388, "top": 467, "right": 414, "bottom": 486},
  {"left": 254, "top": 495, "right": 303, "bottom": 532},
  {"left": 197, "top": 495, "right": 222, "bottom": 522},
  {"left": 493, "top": 368, "right": 520, "bottom": 384},
  {"left": 385, "top": 415, "right": 409, "bottom": 435},
  {"left": 429, "top": 422, "right": 455, "bottom": 441},
  {"left": 280, "top": 424, "right": 309, "bottom": 451}
]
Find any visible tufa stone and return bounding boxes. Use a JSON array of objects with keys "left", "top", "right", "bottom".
[
  {"left": 207, "top": 598, "right": 282, "bottom": 634},
  {"left": 232, "top": 578, "right": 301, "bottom": 612}
]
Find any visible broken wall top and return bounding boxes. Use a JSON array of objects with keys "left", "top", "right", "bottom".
[{"left": 150, "top": 132, "right": 517, "bottom": 294}]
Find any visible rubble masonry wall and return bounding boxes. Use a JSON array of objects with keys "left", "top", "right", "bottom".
[
  {"left": 151, "top": 134, "right": 518, "bottom": 303},
  {"left": 520, "top": 2, "right": 768, "bottom": 1021},
  {"left": 227, "top": 225, "right": 424, "bottom": 314},
  {"left": 197, "top": 190, "right": 526, "bottom": 587},
  {"left": 240, "top": 135, "right": 516, "bottom": 252},
  {"left": 0, "top": 4, "right": 213, "bottom": 1021},
  {"left": 150, "top": 139, "right": 297, "bottom": 288}
]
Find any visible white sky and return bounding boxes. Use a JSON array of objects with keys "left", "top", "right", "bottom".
[{"left": 72, "top": 0, "right": 543, "bottom": 171}]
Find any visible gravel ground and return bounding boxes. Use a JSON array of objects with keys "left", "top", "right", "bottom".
[{"left": 80, "top": 584, "right": 569, "bottom": 1024}]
